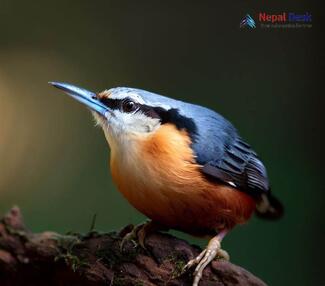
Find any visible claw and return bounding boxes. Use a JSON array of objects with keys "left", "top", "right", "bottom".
[
  {"left": 183, "top": 230, "right": 229, "bottom": 286},
  {"left": 120, "top": 220, "right": 162, "bottom": 251},
  {"left": 216, "top": 248, "right": 230, "bottom": 261},
  {"left": 136, "top": 226, "right": 148, "bottom": 249},
  {"left": 120, "top": 223, "right": 145, "bottom": 251},
  {"left": 192, "top": 243, "right": 219, "bottom": 286},
  {"left": 183, "top": 249, "right": 207, "bottom": 271}
]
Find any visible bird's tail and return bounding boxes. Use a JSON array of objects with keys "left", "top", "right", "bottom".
[{"left": 255, "top": 192, "right": 284, "bottom": 220}]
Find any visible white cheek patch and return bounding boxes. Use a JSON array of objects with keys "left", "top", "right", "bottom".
[{"left": 111, "top": 110, "right": 161, "bottom": 134}]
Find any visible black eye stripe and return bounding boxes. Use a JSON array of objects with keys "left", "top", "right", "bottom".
[
  {"left": 99, "top": 98, "right": 122, "bottom": 110},
  {"left": 99, "top": 97, "right": 151, "bottom": 115},
  {"left": 99, "top": 97, "right": 162, "bottom": 120}
]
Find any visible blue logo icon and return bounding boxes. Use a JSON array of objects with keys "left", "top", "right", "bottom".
[{"left": 240, "top": 14, "right": 256, "bottom": 28}]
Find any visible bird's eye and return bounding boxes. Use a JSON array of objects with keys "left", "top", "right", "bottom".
[{"left": 122, "top": 99, "right": 138, "bottom": 113}]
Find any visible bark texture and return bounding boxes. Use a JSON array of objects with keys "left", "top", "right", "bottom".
[{"left": 0, "top": 207, "right": 267, "bottom": 286}]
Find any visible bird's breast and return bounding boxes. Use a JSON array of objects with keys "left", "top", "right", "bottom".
[{"left": 109, "top": 123, "right": 255, "bottom": 234}]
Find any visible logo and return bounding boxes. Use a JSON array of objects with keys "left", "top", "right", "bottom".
[
  {"left": 240, "top": 14, "right": 256, "bottom": 29},
  {"left": 240, "top": 12, "right": 312, "bottom": 29}
]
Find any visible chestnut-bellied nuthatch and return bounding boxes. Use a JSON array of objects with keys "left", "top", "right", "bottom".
[{"left": 50, "top": 82, "right": 283, "bottom": 286}]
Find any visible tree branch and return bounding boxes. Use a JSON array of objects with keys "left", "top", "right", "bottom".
[{"left": 0, "top": 207, "right": 266, "bottom": 286}]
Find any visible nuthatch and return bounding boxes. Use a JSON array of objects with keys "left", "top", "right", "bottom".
[{"left": 50, "top": 82, "right": 283, "bottom": 286}]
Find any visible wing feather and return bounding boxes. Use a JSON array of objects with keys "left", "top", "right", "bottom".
[{"left": 202, "top": 137, "right": 270, "bottom": 195}]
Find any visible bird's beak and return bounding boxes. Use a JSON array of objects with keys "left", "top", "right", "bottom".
[{"left": 49, "top": 82, "right": 111, "bottom": 117}]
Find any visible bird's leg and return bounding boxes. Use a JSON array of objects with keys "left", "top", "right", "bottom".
[
  {"left": 184, "top": 229, "right": 229, "bottom": 286},
  {"left": 120, "top": 220, "right": 166, "bottom": 250}
]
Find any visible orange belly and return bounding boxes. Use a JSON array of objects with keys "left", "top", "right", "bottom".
[{"left": 110, "top": 124, "right": 255, "bottom": 235}]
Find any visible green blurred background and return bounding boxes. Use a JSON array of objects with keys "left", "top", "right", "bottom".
[{"left": 0, "top": 1, "right": 323, "bottom": 285}]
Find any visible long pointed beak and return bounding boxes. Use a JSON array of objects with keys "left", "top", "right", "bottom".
[{"left": 49, "top": 82, "right": 110, "bottom": 116}]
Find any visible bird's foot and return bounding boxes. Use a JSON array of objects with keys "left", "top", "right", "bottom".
[
  {"left": 120, "top": 222, "right": 148, "bottom": 250},
  {"left": 120, "top": 220, "right": 165, "bottom": 250},
  {"left": 183, "top": 231, "right": 229, "bottom": 286}
]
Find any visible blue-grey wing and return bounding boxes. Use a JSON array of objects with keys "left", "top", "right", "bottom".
[
  {"left": 200, "top": 136, "right": 270, "bottom": 195},
  {"left": 187, "top": 107, "right": 270, "bottom": 196}
]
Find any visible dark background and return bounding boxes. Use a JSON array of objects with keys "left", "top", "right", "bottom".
[{"left": 0, "top": 1, "right": 323, "bottom": 285}]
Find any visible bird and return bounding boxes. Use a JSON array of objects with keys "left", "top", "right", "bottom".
[{"left": 49, "top": 82, "right": 283, "bottom": 286}]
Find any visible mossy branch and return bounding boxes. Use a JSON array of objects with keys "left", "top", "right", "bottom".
[{"left": 0, "top": 207, "right": 266, "bottom": 286}]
